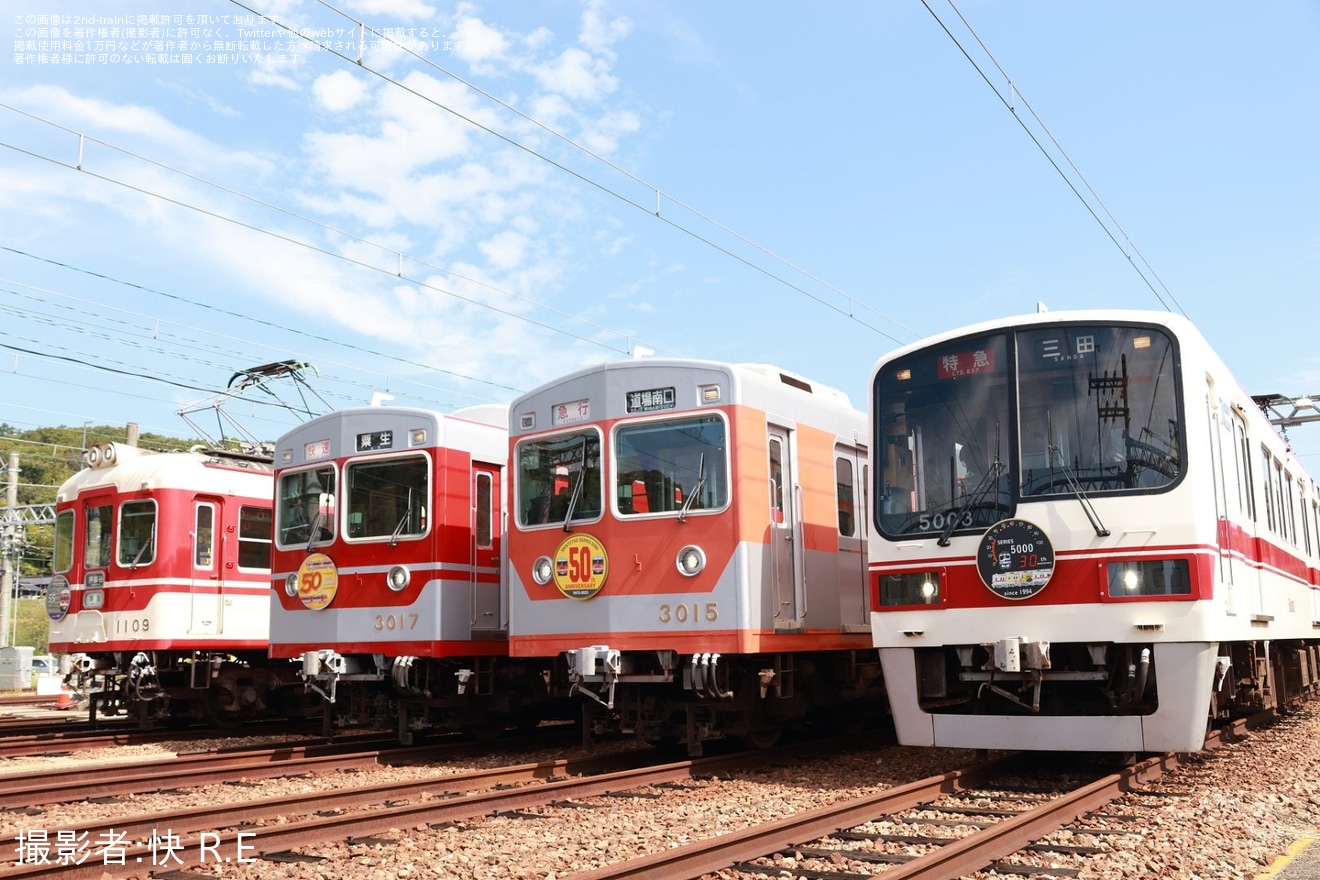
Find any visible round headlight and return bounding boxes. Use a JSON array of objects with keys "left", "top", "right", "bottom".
[
  {"left": 85, "top": 447, "right": 101, "bottom": 468},
  {"left": 285, "top": 573, "right": 299, "bottom": 597},
  {"left": 676, "top": 545, "right": 706, "bottom": 577},
  {"left": 387, "top": 565, "right": 411, "bottom": 592},
  {"left": 532, "top": 556, "right": 553, "bottom": 586}
]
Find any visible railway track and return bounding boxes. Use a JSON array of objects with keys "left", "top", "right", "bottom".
[
  {"left": 567, "top": 713, "right": 1275, "bottom": 880},
  {"left": 0, "top": 737, "right": 853, "bottom": 879},
  {"left": 0, "top": 713, "right": 1280, "bottom": 879}
]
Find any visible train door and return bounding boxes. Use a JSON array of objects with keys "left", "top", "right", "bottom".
[
  {"left": 470, "top": 466, "right": 504, "bottom": 633},
  {"left": 190, "top": 498, "right": 221, "bottom": 635},
  {"left": 835, "top": 445, "right": 870, "bottom": 630},
  {"left": 1207, "top": 384, "right": 1236, "bottom": 615},
  {"left": 768, "top": 426, "right": 803, "bottom": 629}
]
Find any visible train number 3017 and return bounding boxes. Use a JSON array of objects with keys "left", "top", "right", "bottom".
[{"left": 374, "top": 613, "right": 419, "bottom": 631}]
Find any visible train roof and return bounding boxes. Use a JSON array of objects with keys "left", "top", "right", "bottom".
[
  {"left": 57, "top": 443, "right": 273, "bottom": 503},
  {"left": 873, "top": 309, "right": 1202, "bottom": 367},
  {"left": 512, "top": 356, "right": 853, "bottom": 408}
]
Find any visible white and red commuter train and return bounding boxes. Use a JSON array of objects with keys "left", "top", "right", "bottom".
[
  {"left": 507, "top": 357, "right": 883, "bottom": 753},
  {"left": 46, "top": 441, "right": 303, "bottom": 723},
  {"left": 869, "top": 309, "right": 1320, "bottom": 753},
  {"left": 269, "top": 404, "right": 555, "bottom": 741}
]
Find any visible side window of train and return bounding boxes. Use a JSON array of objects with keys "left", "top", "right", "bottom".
[
  {"left": 1234, "top": 418, "right": 1254, "bottom": 521},
  {"left": 1260, "top": 446, "right": 1275, "bottom": 532},
  {"left": 476, "top": 472, "right": 493, "bottom": 549},
  {"left": 238, "top": 506, "right": 272, "bottom": 570},
  {"left": 118, "top": 500, "right": 156, "bottom": 569},
  {"left": 53, "top": 510, "right": 75, "bottom": 574},
  {"left": 195, "top": 504, "right": 215, "bottom": 568},
  {"left": 835, "top": 452, "right": 857, "bottom": 537},
  {"left": 85, "top": 503, "right": 113, "bottom": 568}
]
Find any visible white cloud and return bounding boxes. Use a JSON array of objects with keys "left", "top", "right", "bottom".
[
  {"left": 533, "top": 47, "right": 618, "bottom": 102},
  {"left": 452, "top": 12, "right": 510, "bottom": 63},
  {"left": 312, "top": 70, "right": 371, "bottom": 113},
  {"left": 344, "top": 0, "right": 439, "bottom": 21},
  {"left": 479, "top": 229, "right": 529, "bottom": 270},
  {"left": 580, "top": 0, "right": 633, "bottom": 52}
]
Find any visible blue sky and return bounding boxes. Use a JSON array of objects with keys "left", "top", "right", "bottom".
[{"left": 3, "top": 1, "right": 1319, "bottom": 464}]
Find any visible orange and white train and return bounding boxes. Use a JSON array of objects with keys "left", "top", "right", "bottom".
[
  {"left": 268, "top": 404, "right": 554, "bottom": 740},
  {"left": 47, "top": 441, "right": 302, "bottom": 723},
  {"left": 869, "top": 309, "right": 1320, "bottom": 753},
  {"left": 507, "top": 357, "right": 883, "bottom": 753}
]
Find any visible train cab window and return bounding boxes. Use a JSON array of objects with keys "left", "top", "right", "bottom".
[
  {"left": 614, "top": 415, "right": 727, "bottom": 517},
  {"left": 345, "top": 455, "right": 428, "bottom": 541},
  {"left": 237, "top": 505, "right": 272, "bottom": 569},
  {"left": 117, "top": 501, "right": 156, "bottom": 569},
  {"left": 85, "top": 503, "right": 112, "bottom": 568},
  {"left": 515, "top": 431, "right": 602, "bottom": 527},
  {"left": 53, "top": 510, "right": 74, "bottom": 574},
  {"left": 277, "top": 466, "right": 337, "bottom": 546},
  {"left": 1017, "top": 325, "right": 1182, "bottom": 497},
  {"left": 873, "top": 331, "right": 1011, "bottom": 538}
]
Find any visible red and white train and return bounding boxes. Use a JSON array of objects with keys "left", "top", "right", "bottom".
[
  {"left": 268, "top": 404, "right": 554, "bottom": 741},
  {"left": 869, "top": 309, "right": 1320, "bottom": 753},
  {"left": 507, "top": 357, "right": 883, "bottom": 753},
  {"left": 46, "top": 441, "right": 303, "bottom": 723}
]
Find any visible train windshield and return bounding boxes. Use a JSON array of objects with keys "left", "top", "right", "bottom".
[
  {"left": 276, "top": 466, "right": 337, "bottom": 546},
  {"left": 614, "top": 415, "right": 728, "bottom": 516},
  {"left": 874, "top": 323, "right": 1182, "bottom": 539},
  {"left": 876, "top": 332, "right": 1012, "bottom": 538},
  {"left": 1017, "top": 324, "right": 1180, "bottom": 496},
  {"left": 515, "top": 431, "right": 603, "bottom": 528},
  {"left": 52, "top": 510, "right": 74, "bottom": 574},
  {"left": 345, "top": 455, "right": 429, "bottom": 541}
]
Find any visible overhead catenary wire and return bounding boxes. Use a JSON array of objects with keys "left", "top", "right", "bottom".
[
  {"left": 920, "top": 0, "right": 1185, "bottom": 317},
  {"left": 0, "top": 252, "right": 525, "bottom": 400},
  {"left": 0, "top": 106, "right": 674, "bottom": 363},
  {"left": 228, "top": 0, "right": 919, "bottom": 346}
]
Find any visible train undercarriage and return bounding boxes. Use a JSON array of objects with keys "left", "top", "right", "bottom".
[
  {"left": 568, "top": 648, "right": 888, "bottom": 755},
  {"left": 65, "top": 650, "right": 313, "bottom": 726},
  {"left": 299, "top": 650, "right": 564, "bottom": 743},
  {"left": 909, "top": 637, "right": 1320, "bottom": 726}
]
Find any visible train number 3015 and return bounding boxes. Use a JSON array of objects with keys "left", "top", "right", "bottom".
[{"left": 658, "top": 603, "right": 719, "bottom": 624}]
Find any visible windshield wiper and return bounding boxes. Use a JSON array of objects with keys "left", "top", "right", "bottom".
[
  {"left": 129, "top": 534, "right": 154, "bottom": 570},
  {"left": 306, "top": 506, "right": 325, "bottom": 553},
  {"left": 677, "top": 454, "right": 707, "bottom": 523},
  {"left": 561, "top": 455, "right": 587, "bottom": 532},
  {"left": 936, "top": 457, "right": 1005, "bottom": 546},
  {"left": 1048, "top": 444, "right": 1111, "bottom": 537},
  {"left": 389, "top": 490, "right": 413, "bottom": 547}
]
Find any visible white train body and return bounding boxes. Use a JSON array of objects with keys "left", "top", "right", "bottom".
[
  {"left": 47, "top": 442, "right": 295, "bottom": 720},
  {"left": 868, "top": 309, "right": 1320, "bottom": 753}
]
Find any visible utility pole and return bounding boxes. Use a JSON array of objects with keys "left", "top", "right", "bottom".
[{"left": 0, "top": 452, "right": 17, "bottom": 649}]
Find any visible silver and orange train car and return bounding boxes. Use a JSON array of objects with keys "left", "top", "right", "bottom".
[
  {"left": 268, "top": 403, "right": 553, "bottom": 740},
  {"left": 47, "top": 441, "right": 301, "bottom": 723},
  {"left": 507, "top": 357, "right": 883, "bottom": 753},
  {"left": 869, "top": 309, "right": 1320, "bottom": 753}
]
